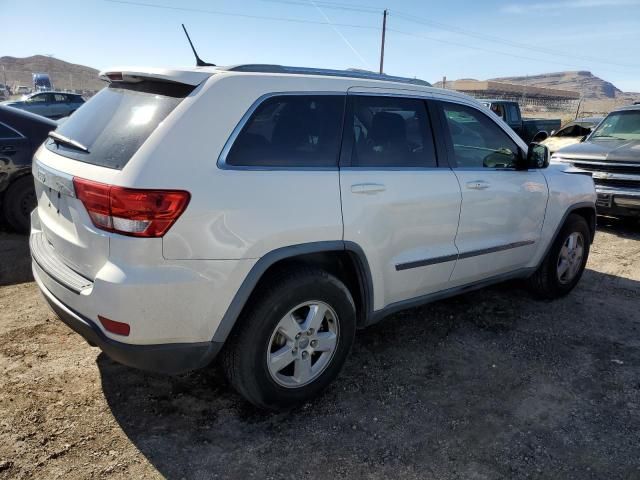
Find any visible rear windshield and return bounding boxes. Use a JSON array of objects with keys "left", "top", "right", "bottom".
[{"left": 46, "top": 81, "right": 193, "bottom": 169}]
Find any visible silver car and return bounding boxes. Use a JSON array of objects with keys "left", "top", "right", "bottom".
[{"left": 2, "top": 92, "right": 85, "bottom": 119}]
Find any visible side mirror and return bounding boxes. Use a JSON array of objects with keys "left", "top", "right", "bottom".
[
  {"left": 579, "top": 135, "right": 588, "bottom": 143},
  {"left": 531, "top": 131, "right": 549, "bottom": 143},
  {"left": 526, "top": 143, "right": 550, "bottom": 169},
  {"left": 550, "top": 129, "right": 556, "bottom": 136}
]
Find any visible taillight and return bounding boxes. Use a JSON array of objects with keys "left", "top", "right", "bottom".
[{"left": 73, "top": 177, "right": 190, "bottom": 237}]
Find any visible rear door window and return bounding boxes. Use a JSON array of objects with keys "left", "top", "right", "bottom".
[
  {"left": 225, "top": 95, "right": 345, "bottom": 168},
  {"left": 45, "top": 81, "right": 193, "bottom": 169},
  {"left": 347, "top": 95, "right": 437, "bottom": 168}
]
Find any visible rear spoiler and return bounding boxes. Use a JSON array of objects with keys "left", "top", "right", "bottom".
[{"left": 99, "top": 67, "right": 213, "bottom": 86}]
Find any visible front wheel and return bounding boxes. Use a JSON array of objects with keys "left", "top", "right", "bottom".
[
  {"left": 221, "top": 267, "right": 356, "bottom": 410},
  {"left": 527, "top": 214, "right": 591, "bottom": 299}
]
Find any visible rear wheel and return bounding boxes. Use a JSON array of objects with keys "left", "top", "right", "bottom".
[
  {"left": 528, "top": 214, "right": 590, "bottom": 299},
  {"left": 3, "top": 176, "right": 36, "bottom": 234},
  {"left": 221, "top": 267, "right": 356, "bottom": 410}
]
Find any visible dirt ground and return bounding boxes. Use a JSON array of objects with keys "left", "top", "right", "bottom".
[{"left": 0, "top": 218, "right": 639, "bottom": 480}]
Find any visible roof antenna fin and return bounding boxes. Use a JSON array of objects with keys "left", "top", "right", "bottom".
[{"left": 182, "top": 24, "right": 216, "bottom": 67}]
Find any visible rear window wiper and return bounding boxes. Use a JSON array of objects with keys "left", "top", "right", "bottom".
[{"left": 48, "top": 131, "right": 90, "bottom": 153}]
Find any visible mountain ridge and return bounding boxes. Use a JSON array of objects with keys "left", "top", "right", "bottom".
[
  {"left": 0, "top": 55, "right": 103, "bottom": 92},
  {"left": 489, "top": 71, "right": 631, "bottom": 100}
]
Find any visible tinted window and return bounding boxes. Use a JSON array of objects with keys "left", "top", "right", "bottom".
[
  {"left": 45, "top": 81, "right": 193, "bottom": 169},
  {"left": 0, "top": 123, "right": 21, "bottom": 139},
  {"left": 54, "top": 94, "right": 67, "bottom": 102},
  {"left": 226, "top": 95, "right": 344, "bottom": 167},
  {"left": 27, "top": 94, "right": 48, "bottom": 103},
  {"left": 489, "top": 103, "right": 505, "bottom": 120},
  {"left": 507, "top": 104, "right": 520, "bottom": 122},
  {"left": 440, "top": 102, "right": 519, "bottom": 169},
  {"left": 349, "top": 96, "right": 436, "bottom": 167}
]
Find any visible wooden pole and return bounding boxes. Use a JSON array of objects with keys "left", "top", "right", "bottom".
[{"left": 379, "top": 9, "right": 387, "bottom": 74}]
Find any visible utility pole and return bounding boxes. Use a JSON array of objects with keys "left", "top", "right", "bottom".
[{"left": 379, "top": 8, "right": 387, "bottom": 74}]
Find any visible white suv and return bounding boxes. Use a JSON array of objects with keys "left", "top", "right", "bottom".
[{"left": 30, "top": 65, "right": 596, "bottom": 409}]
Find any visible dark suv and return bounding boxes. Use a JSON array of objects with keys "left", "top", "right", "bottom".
[{"left": 551, "top": 105, "right": 640, "bottom": 218}]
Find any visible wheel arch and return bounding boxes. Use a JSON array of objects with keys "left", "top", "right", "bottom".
[
  {"left": 212, "top": 241, "right": 374, "bottom": 343},
  {"left": 539, "top": 202, "right": 596, "bottom": 270}
]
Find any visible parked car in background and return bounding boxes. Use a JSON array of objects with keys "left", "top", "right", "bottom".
[
  {"left": 31, "top": 64, "right": 596, "bottom": 410},
  {"left": 541, "top": 116, "right": 603, "bottom": 154},
  {"left": 552, "top": 105, "right": 640, "bottom": 218},
  {"left": 0, "top": 105, "right": 57, "bottom": 232},
  {"left": 16, "top": 86, "right": 31, "bottom": 95},
  {"left": 2, "top": 92, "right": 85, "bottom": 119},
  {"left": 32, "top": 73, "right": 53, "bottom": 92},
  {"left": 480, "top": 99, "right": 561, "bottom": 144}
]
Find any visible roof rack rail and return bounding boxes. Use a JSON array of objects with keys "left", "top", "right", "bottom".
[{"left": 223, "top": 64, "right": 431, "bottom": 87}]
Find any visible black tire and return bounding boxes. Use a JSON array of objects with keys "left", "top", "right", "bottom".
[
  {"left": 3, "top": 176, "right": 36, "bottom": 234},
  {"left": 221, "top": 266, "right": 356, "bottom": 410},
  {"left": 527, "top": 214, "right": 591, "bottom": 299}
]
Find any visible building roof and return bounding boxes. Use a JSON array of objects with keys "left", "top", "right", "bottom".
[{"left": 443, "top": 79, "right": 580, "bottom": 100}]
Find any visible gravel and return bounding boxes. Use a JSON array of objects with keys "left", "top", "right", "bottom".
[{"left": 1, "top": 217, "right": 639, "bottom": 479}]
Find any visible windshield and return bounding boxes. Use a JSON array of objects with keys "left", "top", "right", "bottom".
[
  {"left": 591, "top": 111, "right": 640, "bottom": 141},
  {"left": 45, "top": 81, "right": 193, "bottom": 169}
]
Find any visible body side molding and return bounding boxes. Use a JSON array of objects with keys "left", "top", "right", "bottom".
[{"left": 395, "top": 240, "right": 536, "bottom": 271}]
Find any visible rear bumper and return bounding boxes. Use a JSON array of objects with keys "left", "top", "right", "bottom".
[{"left": 34, "top": 265, "right": 223, "bottom": 374}]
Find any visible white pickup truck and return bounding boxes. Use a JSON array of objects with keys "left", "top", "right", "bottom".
[{"left": 30, "top": 64, "right": 597, "bottom": 409}]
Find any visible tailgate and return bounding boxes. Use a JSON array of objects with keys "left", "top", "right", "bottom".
[
  {"left": 33, "top": 156, "right": 110, "bottom": 280},
  {"left": 30, "top": 73, "right": 201, "bottom": 280}
]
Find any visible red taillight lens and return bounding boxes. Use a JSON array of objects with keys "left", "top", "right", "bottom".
[
  {"left": 73, "top": 177, "right": 190, "bottom": 237},
  {"left": 106, "top": 72, "right": 123, "bottom": 81},
  {"left": 98, "top": 316, "right": 130, "bottom": 336}
]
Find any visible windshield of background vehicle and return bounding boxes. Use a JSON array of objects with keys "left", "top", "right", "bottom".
[{"left": 591, "top": 110, "right": 640, "bottom": 141}]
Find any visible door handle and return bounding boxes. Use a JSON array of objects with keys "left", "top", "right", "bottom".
[
  {"left": 351, "top": 183, "right": 386, "bottom": 195},
  {"left": 466, "top": 180, "right": 490, "bottom": 190}
]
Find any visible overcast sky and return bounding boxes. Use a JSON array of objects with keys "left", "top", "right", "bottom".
[{"left": 3, "top": 0, "right": 640, "bottom": 91}]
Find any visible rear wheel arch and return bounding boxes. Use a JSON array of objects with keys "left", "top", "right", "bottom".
[{"left": 213, "top": 242, "right": 374, "bottom": 344}]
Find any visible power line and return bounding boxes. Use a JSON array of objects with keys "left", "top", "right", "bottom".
[
  {"left": 104, "top": 0, "right": 380, "bottom": 30},
  {"left": 262, "top": 0, "right": 381, "bottom": 14},
  {"left": 262, "top": 0, "right": 640, "bottom": 71},
  {"left": 390, "top": 10, "right": 640, "bottom": 70},
  {"left": 307, "top": 0, "right": 370, "bottom": 68},
  {"left": 105, "top": 0, "right": 639, "bottom": 76},
  {"left": 387, "top": 28, "right": 634, "bottom": 75}
]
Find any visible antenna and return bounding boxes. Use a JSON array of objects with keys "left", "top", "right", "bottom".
[{"left": 181, "top": 24, "right": 216, "bottom": 67}]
